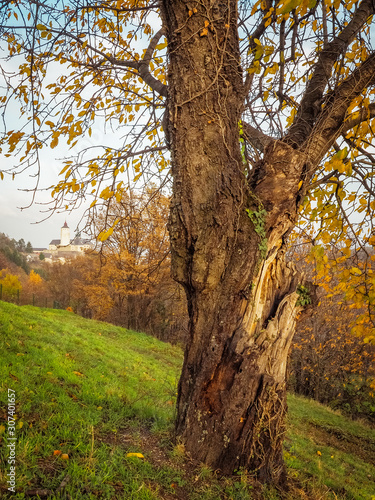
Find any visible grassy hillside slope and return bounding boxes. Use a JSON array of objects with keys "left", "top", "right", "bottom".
[{"left": 0, "top": 301, "right": 374, "bottom": 499}]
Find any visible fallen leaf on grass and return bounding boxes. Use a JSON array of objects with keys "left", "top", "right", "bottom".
[{"left": 126, "top": 453, "right": 144, "bottom": 459}]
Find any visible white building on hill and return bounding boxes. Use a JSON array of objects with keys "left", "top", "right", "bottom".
[
  {"left": 30, "top": 221, "right": 94, "bottom": 262},
  {"left": 48, "top": 221, "right": 93, "bottom": 255}
]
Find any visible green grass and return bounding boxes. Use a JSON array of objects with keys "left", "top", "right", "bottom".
[
  {"left": 285, "top": 394, "right": 375, "bottom": 499},
  {"left": 0, "top": 301, "right": 374, "bottom": 499}
]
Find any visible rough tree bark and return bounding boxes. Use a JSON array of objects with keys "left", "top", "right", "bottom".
[{"left": 159, "top": 0, "right": 375, "bottom": 484}]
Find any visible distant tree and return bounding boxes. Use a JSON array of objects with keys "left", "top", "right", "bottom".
[
  {"left": 287, "top": 238, "right": 375, "bottom": 421},
  {"left": 0, "top": 251, "right": 9, "bottom": 271},
  {"left": 16, "top": 239, "right": 26, "bottom": 253},
  {"left": 0, "top": 270, "right": 22, "bottom": 301},
  {"left": 72, "top": 259, "right": 115, "bottom": 321},
  {"left": 19, "top": 268, "right": 47, "bottom": 306},
  {"left": 28, "top": 269, "right": 43, "bottom": 286},
  {"left": 75, "top": 187, "right": 187, "bottom": 338},
  {"left": 39, "top": 253, "right": 45, "bottom": 261},
  {"left": 32, "top": 267, "right": 49, "bottom": 280},
  {"left": 0, "top": 233, "right": 30, "bottom": 274},
  {"left": 26, "top": 242, "right": 33, "bottom": 253},
  {"left": 47, "top": 257, "right": 86, "bottom": 309}
]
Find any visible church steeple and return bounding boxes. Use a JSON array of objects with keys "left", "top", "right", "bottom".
[{"left": 60, "top": 221, "right": 70, "bottom": 246}]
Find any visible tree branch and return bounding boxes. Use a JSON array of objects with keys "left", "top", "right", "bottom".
[
  {"left": 307, "top": 169, "right": 340, "bottom": 191},
  {"left": 351, "top": 163, "right": 375, "bottom": 198},
  {"left": 80, "top": 1, "right": 159, "bottom": 13},
  {"left": 341, "top": 103, "right": 375, "bottom": 135},
  {"left": 335, "top": 184, "right": 370, "bottom": 257},
  {"left": 242, "top": 121, "right": 275, "bottom": 152},
  {"left": 108, "top": 28, "right": 168, "bottom": 97},
  {"left": 286, "top": 0, "right": 375, "bottom": 146},
  {"left": 243, "top": 0, "right": 273, "bottom": 99},
  {"left": 2, "top": 23, "right": 168, "bottom": 97},
  {"left": 138, "top": 28, "right": 168, "bottom": 98},
  {"left": 307, "top": 51, "right": 375, "bottom": 165}
]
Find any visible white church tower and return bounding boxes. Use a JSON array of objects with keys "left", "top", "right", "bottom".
[{"left": 60, "top": 221, "right": 70, "bottom": 247}]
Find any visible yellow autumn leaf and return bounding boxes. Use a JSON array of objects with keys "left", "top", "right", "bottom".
[
  {"left": 278, "top": 0, "right": 301, "bottom": 14},
  {"left": 98, "top": 227, "right": 114, "bottom": 242},
  {"left": 339, "top": 148, "right": 348, "bottom": 159},
  {"left": 126, "top": 452, "right": 144, "bottom": 459},
  {"left": 155, "top": 41, "right": 167, "bottom": 50}
]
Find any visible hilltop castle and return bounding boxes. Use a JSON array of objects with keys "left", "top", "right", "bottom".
[
  {"left": 48, "top": 221, "right": 92, "bottom": 254},
  {"left": 31, "top": 221, "right": 93, "bottom": 262}
]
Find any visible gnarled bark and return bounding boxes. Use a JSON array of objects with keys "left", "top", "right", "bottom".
[{"left": 174, "top": 249, "right": 303, "bottom": 482}]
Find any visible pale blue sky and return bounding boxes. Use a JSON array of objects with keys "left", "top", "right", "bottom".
[
  {"left": 0, "top": 182, "right": 85, "bottom": 248},
  {"left": 0, "top": 94, "right": 93, "bottom": 248}
]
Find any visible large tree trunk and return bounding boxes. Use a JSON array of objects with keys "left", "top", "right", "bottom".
[
  {"left": 161, "top": 0, "right": 308, "bottom": 484},
  {"left": 174, "top": 250, "right": 303, "bottom": 483}
]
